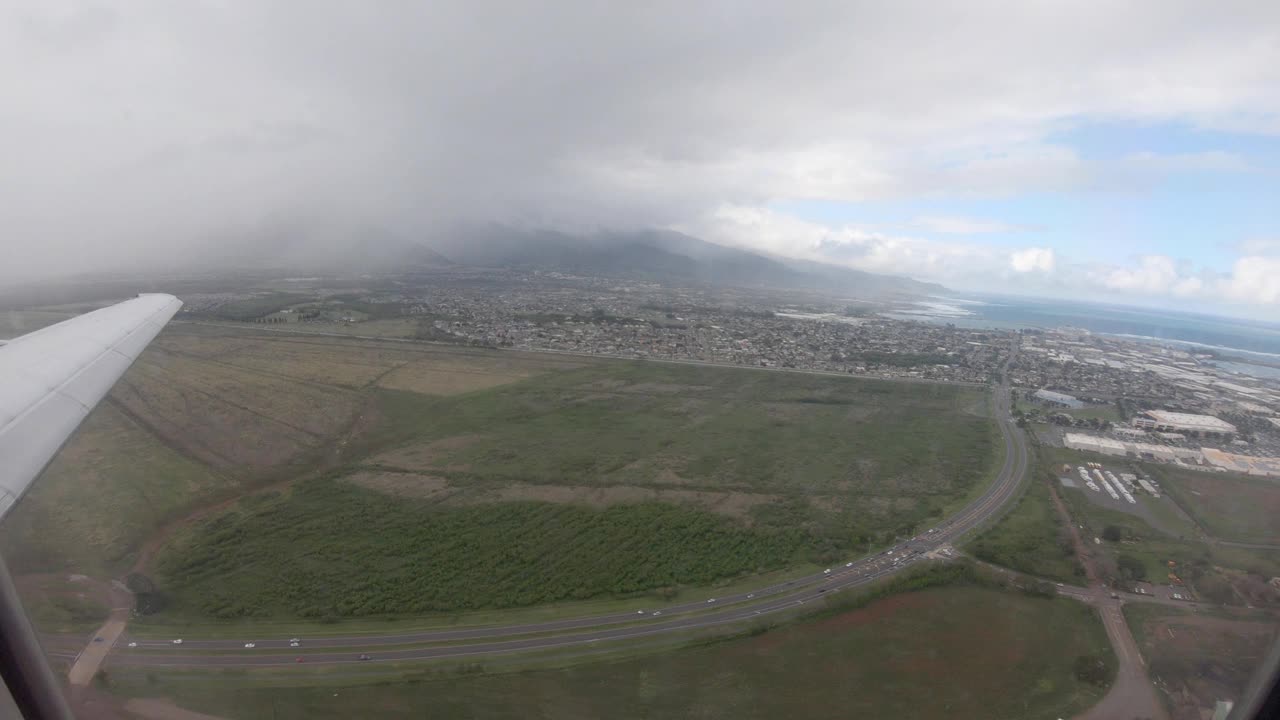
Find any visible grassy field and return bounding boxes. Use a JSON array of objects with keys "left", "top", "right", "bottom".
[
  {"left": 152, "top": 355, "right": 997, "bottom": 620},
  {"left": 966, "top": 473, "right": 1083, "bottom": 583},
  {"left": 1150, "top": 465, "right": 1280, "bottom": 545},
  {"left": 1124, "top": 602, "right": 1278, "bottom": 720},
  {"left": 105, "top": 584, "right": 1115, "bottom": 720},
  {"left": 0, "top": 403, "right": 237, "bottom": 577},
  {"left": 2, "top": 322, "right": 998, "bottom": 628}
]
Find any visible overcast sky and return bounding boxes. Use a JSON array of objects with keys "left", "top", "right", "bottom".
[{"left": 3, "top": 1, "right": 1279, "bottom": 316}]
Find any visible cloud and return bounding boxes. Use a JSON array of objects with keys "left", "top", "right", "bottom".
[
  {"left": 1, "top": 1, "right": 1279, "bottom": 303},
  {"left": 1009, "top": 248, "right": 1055, "bottom": 273},
  {"left": 912, "top": 216, "right": 1040, "bottom": 235},
  {"left": 1221, "top": 256, "right": 1280, "bottom": 305},
  {"left": 683, "top": 205, "right": 1057, "bottom": 284},
  {"left": 689, "top": 206, "right": 1280, "bottom": 308}
]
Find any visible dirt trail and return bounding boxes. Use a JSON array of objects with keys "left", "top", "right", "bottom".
[{"left": 1045, "top": 481, "right": 1169, "bottom": 720}]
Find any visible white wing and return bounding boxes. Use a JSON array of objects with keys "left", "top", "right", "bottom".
[{"left": 0, "top": 294, "right": 182, "bottom": 519}]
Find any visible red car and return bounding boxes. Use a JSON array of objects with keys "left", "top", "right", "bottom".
[{"left": 295, "top": 657, "right": 305, "bottom": 663}]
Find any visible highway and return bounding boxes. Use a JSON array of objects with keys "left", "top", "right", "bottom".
[{"left": 102, "top": 353, "right": 1030, "bottom": 668}]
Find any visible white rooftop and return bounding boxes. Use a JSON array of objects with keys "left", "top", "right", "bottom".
[{"left": 1142, "top": 410, "right": 1237, "bottom": 433}]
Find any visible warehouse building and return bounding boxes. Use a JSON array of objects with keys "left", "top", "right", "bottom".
[
  {"left": 1132, "top": 410, "right": 1236, "bottom": 438},
  {"left": 1033, "top": 388, "right": 1084, "bottom": 409}
]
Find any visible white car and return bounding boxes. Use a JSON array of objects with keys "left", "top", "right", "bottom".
[
  {"left": 823, "top": 568, "right": 832, "bottom": 574},
  {"left": 289, "top": 637, "right": 300, "bottom": 643},
  {"left": 636, "top": 610, "right": 645, "bottom": 615},
  {"left": 171, "top": 639, "right": 183, "bottom": 645},
  {"left": 127, "top": 642, "right": 137, "bottom": 648},
  {"left": 747, "top": 593, "right": 754, "bottom": 599},
  {"left": 706, "top": 598, "right": 716, "bottom": 603},
  {"left": 845, "top": 562, "right": 853, "bottom": 567},
  {"left": 653, "top": 611, "right": 661, "bottom": 616},
  {"left": 290, "top": 641, "right": 301, "bottom": 647},
  {"left": 244, "top": 642, "right": 256, "bottom": 649}
]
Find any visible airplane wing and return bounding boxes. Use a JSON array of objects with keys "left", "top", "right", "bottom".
[{"left": 0, "top": 294, "right": 182, "bottom": 519}]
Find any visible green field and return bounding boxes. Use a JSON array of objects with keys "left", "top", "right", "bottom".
[
  {"left": 105, "top": 584, "right": 1115, "bottom": 720},
  {"left": 152, "top": 358, "right": 997, "bottom": 620},
  {"left": 155, "top": 482, "right": 814, "bottom": 618},
  {"left": 966, "top": 472, "right": 1083, "bottom": 583},
  {"left": 1150, "top": 465, "right": 1280, "bottom": 545}
]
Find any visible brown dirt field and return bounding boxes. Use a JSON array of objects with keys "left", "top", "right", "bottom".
[
  {"left": 367, "top": 434, "right": 485, "bottom": 471},
  {"left": 111, "top": 350, "right": 361, "bottom": 472},
  {"left": 341, "top": 471, "right": 454, "bottom": 500},
  {"left": 1138, "top": 613, "right": 1278, "bottom": 720},
  {"left": 158, "top": 335, "right": 413, "bottom": 387}
]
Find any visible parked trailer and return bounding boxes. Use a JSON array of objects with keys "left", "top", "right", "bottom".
[
  {"left": 1137, "top": 478, "right": 1160, "bottom": 498},
  {"left": 1098, "top": 474, "right": 1121, "bottom": 501}
]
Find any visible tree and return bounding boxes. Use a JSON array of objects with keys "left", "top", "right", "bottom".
[
  {"left": 1102, "top": 525, "right": 1124, "bottom": 542},
  {"left": 1117, "top": 553, "right": 1147, "bottom": 581}
]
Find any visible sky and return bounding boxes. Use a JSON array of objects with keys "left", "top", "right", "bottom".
[{"left": 2, "top": 1, "right": 1279, "bottom": 318}]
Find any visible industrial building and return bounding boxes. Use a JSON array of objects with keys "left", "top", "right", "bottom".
[
  {"left": 1063, "top": 432, "right": 1203, "bottom": 462},
  {"left": 1132, "top": 410, "right": 1236, "bottom": 437},
  {"left": 1200, "top": 448, "right": 1280, "bottom": 478},
  {"left": 1033, "top": 388, "right": 1084, "bottom": 409}
]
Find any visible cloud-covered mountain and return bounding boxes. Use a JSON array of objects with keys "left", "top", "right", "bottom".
[{"left": 432, "top": 226, "right": 942, "bottom": 297}]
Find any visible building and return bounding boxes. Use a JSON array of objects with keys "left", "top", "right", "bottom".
[
  {"left": 1132, "top": 410, "right": 1236, "bottom": 437},
  {"left": 1063, "top": 432, "right": 1203, "bottom": 462},
  {"left": 1033, "top": 388, "right": 1084, "bottom": 409}
]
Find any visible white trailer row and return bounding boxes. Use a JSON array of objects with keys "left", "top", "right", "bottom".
[
  {"left": 1078, "top": 466, "right": 1100, "bottom": 492},
  {"left": 1095, "top": 469, "right": 1121, "bottom": 501},
  {"left": 1137, "top": 478, "right": 1160, "bottom": 498},
  {"left": 1104, "top": 471, "right": 1136, "bottom": 504}
]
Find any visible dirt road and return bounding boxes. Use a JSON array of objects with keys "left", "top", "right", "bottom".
[{"left": 1045, "top": 481, "right": 1169, "bottom": 720}]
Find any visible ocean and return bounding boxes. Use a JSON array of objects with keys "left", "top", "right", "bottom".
[{"left": 885, "top": 293, "right": 1280, "bottom": 362}]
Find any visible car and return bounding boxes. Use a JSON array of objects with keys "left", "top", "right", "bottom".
[
  {"left": 244, "top": 642, "right": 256, "bottom": 648},
  {"left": 358, "top": 654, "right": 372, "bottom": 661},
  {"left": 290, "top": 641, "right": 301, "bottom": 647},
  {"left": 296, "top": 657, "right": 305, "bottom": 663},
  {"left": 289, "top": 637, "right": 300, "bottom": 643},
  {"left": 652, "top": 611, "right": 661, "bottom": 616},
  {"left": 845, "top": 562, "right": 853, "bottom": 567},
  {"left": 706, "top": 598, "right": 716, "bottom": 603},
  {"left": 127, "top": 642, "right": 137, "bottom": 648},
  {"left": 746, "top": 593, "right": 754, "bottom": 599},
  {"left": 172, "top": 639, "right": 183, "bottom": 645},
  {"left": 1055, "top": 582, "right": 1064, "bottom": 587},
  {"left": 823, "top": 568, "right": 832, "bottom": 574},
  {"left": 93, "top": 637, "right": 104, "bottom": 643},
  {"left": 636, "top": 610, "right": 645, "bottom": 615},
  {"left": 818, "top": 588, "right": 827, "bottom": 594}
]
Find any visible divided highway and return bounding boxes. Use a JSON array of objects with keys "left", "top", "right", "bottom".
[{"left": 108, "top": 367, "right": 1030, "bottom": 668}]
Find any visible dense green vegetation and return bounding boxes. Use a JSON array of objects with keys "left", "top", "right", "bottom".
[
  {"left": 105, "top": 583, "right": 1114, "bottom": 720},
  {"left": 156, "top": 480, "right": 814, "bottom": 618}
]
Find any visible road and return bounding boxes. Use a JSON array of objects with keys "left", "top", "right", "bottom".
[
  {"left": 89, "top": 360, "right": 1028, "bottom": 668},
  {"left": 1043, "top": 477, "right": 1169, "bottom": 720}
]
